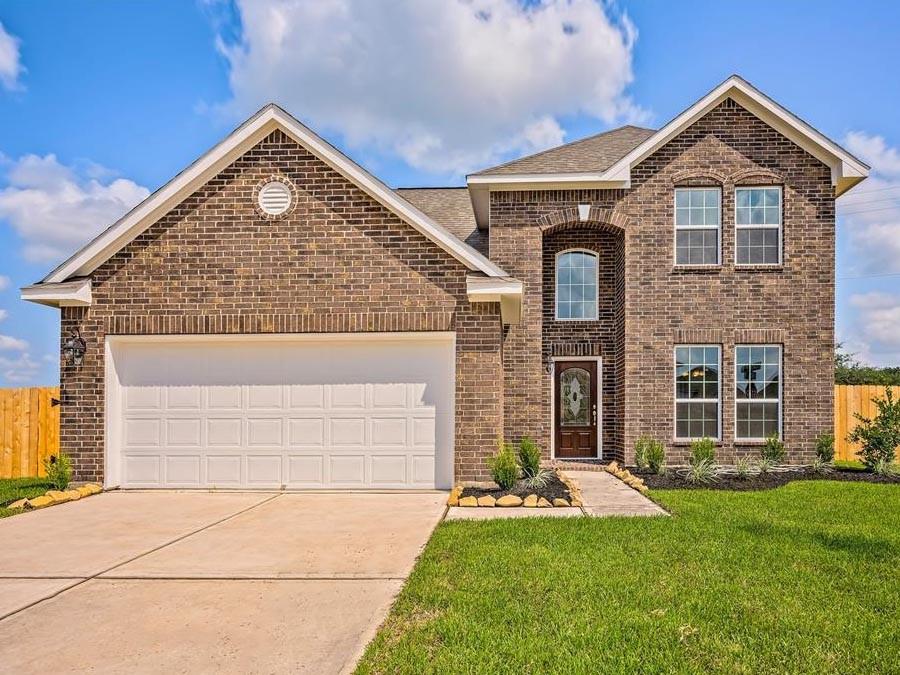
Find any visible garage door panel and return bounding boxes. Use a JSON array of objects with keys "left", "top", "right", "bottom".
[
  {"left": 206, "top": 455, "right": 242, "bottom": 485},
  {"left": 286, "top": 455, "right": 325, "bottom": 485},
  {"left": 165, "top": 455, "right": 201, "bottom": 485},
  {"left": 112, "top": 337, "right": 452, "bottom": 489},
  {"left": 288, "top": 418, "right": 325, "bottom": 446},
  {"left": 329, "top": 455, "right": 366, "bottom": 485},
  {"left": 207, "top": 418, "right": 243, "bottom": 446},
  {"left": 246, "top": 455, "right": 282, "bottom": 485}
]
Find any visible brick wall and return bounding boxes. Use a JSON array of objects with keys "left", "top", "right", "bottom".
[
  {"left": 492, "top": 98, "right": 835, "bottom": 465},
  {"left": 60, "top": 130, "right": 504, "bottom": 483}
]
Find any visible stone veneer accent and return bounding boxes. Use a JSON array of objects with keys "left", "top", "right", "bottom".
[
  {"left": 60, "top": 130, "right": 504, "bottom": 483},
  {"left": 492, "top": 98, "right": 835, "bottom": 465}
]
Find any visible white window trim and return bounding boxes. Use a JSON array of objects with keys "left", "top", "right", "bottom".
[
  {"left": 554, "top": 249, "right": 600, "bottom": 322},
  {"left": 734, "top": 185, "right": 783, "bottom": 266},
  {"left": 673, "top": 187, "right": 722, "bottom": 267},
  {"left": 673, "top": 344, "right": 722, "bottom": 442},
  {"left": 734, "top": 344, "right": 783, "bottom": 441}
]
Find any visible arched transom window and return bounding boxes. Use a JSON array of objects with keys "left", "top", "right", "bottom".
[{"left": 556, "top": 250, "right": 598, "bottom": 320}]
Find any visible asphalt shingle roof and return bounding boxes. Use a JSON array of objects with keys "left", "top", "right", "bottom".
[{"left": 394, "top": 187, "right": 487, "bottom": 256}]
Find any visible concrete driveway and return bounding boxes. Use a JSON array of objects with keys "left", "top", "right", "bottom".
[{"left": 0, "top": 491, "right": 445, "bottom": 674}]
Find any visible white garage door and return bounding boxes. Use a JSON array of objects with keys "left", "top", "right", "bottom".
[{"left": 106, "top": 335, "right": 454, "bottom": 490}]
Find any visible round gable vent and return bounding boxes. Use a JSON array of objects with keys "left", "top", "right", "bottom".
[{"left": 258, "top": 181, "right": 292, "bottom": 215}]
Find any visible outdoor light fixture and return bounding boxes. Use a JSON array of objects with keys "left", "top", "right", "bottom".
[{"left": 62, "top": 329, "right": 87, "bottom": 367}]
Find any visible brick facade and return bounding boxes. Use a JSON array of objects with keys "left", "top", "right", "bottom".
[
  {"left": 59, "top": 97, "right": 837, "bottom": 484},
  {"left": 60, "top": 130, "right": 504, "bottom": 483},
  {"left": 493, "top": 98, "right": 835, "bottom": 465}
]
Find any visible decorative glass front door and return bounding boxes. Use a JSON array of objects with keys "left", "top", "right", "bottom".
[{"left": 555, "top": 361, "right": 599, "bottom": 458}]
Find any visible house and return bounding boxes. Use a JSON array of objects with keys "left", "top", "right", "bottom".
[{"left": 22, "top": 75, "right": 868, "bottom": 489}]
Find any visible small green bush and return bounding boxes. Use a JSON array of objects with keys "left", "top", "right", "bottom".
[
  {"left": 872, "top": 458, "right": 899, "bottom": 477},
  {"left": 635, "top": 437, "right": 666, "bottom": 474},
  {"left": 523, "top": 468, "right": 554, "bottom": 489},
  {"left": 734, "top": 457, "right": 755, "bottom": 480},
  {"left": 760, "top": 432, "right": 786, "bottom": 464},
  {"left": 518, "top": 436, "right": 541, "bottom": 478},
  {"left": 685, "top": 458, "right": 717, "bottom": 484},
  {"left": 815, "top": 432, "right": 835, "bottom": 463},
  {"left": 846, "top": 387, "right": 900, "bottom": 470},
  {"left": 690, "top": 437, "right": 716, "bottom": 464},
  {"left": 757, "top": 457, "right": 776, "bottom": 475},
  {"left": 488, "top": 439, "right": 519, "bottom": 490},
  {"left": 43, "top": 452, "right": 72, "bottom": 491}
]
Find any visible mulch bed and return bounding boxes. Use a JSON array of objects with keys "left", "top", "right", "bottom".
[
  {"left": 637, "top": 467, "right": 900, "bottom": 491},
  {"left": 461, "top": 472, "right": 572, "bottom": 502}
]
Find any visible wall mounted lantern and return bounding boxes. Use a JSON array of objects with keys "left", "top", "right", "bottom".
[{"left": 62, "top": 329, "right": 86, "bottom": 367}]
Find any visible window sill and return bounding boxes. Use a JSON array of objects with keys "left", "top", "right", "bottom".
[
  {"left": 734, "top": 264, "right": 784, "bottom": 272},
  {"left": 672, "top": 439, "right": 723, "bottom": 446},
  {"left": 671, "top": 265, "right": 722, "bottom": 274}
]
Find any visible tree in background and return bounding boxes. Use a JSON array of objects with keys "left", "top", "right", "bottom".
[{"left": 835, "top": 344, "right": 900, "bottom": 385}]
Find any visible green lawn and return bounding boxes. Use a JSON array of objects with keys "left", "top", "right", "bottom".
[
  {"left": 0, "top": 477, "right": 53, "bottom": 518},
  {"left": 357, "top": 482, "right": 900, "bottom": 674}
]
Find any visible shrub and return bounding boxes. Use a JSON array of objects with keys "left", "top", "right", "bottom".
[
  {"left": 760, "top": 432, "right": 785, "bottom": 464},
  {"left": 734, "top": 457, "right": 755, "bottom": 480},
  {"left": 690, "top": 437, "right": 716, "bottom": 464},
  {"left": 815, "top": 432, "right": 835, "bottom": 463},
  {"left": 757, "top": 457, "right": 776, "bottom": 475},
  {"left": 872, "top": 459, "right": 899, "bottom": 477},
  {"left": 488, "top": 439, "right": 519, "bottom": 491},
  {"left": 635, "top": 437, "right": 666, "bottom": 475},
  {"left": 811, "top": 456, "right": 833, "bottom": 474},
  {"left": 43, "top": 452, "right": 72, "bottom": 490},
  {"left": 685, "top": 458, "right": 717, "bottom": 484},
  {"left": 846, "top": 387, "right": 900, "bottom": 471},
  {"left": 523, "top": 468, "right": 554, "bottom": 489},
  {"left": 518, "top": 436, "right": 541, "bottom": 478}
]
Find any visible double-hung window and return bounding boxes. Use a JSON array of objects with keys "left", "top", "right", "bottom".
[
  {"left": 675, "top": 188, "right": 720, "bottom": 265},
  {"left": 674, "top": 345, "right": 721, "bottom": 440},
  {"left": 735, "top": 187, "right": 782, "bottom": 265},
  {"left": 735, "top": 345, "right": 782, "bottom": 440}
]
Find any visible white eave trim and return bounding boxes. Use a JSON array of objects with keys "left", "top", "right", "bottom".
[
  {"left": 467, "top": 276, "right": 523, "bottom": 324},
  {"left": 42, "top": 104, "right": 507, "bottom": 284},
  {"left": 21, "top": 279, "right": 92, "bottom": 307},
  {"left": 466, "top": 75, "right": 869, "bottom": 229},
  {"left": 602, "top": 75, "right": 869, "bottom": 196}
]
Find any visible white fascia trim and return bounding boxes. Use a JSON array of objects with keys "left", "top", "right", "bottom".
[
  {"left": 601, "top": 75, "right": 869, "bottom": 196},
  {"left": 44, "top": 105, "right": 507, "bottom": 284},
  {"left": 21, "top": 278, "right": 92, "bottom": 307},
  {"left": 467, "top": 276, "right": 523, "bottom": 324}
]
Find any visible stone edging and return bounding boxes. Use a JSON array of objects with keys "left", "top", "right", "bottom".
[
  {"left": 446, "top": 470, "right": 584, "bottom": 508},
  {"left": 6, "top": 483, "right": 103, "bottom": 512},
  {"left": 604, "top": 462, "right": 649, "bottom": 495}
]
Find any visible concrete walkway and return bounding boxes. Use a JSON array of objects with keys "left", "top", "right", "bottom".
[
  {"left": 446, "top": 470, "right": 667, "bottom": 520},
  {"left": 0, "top": 490, "right": 445, "bottom": 674}
]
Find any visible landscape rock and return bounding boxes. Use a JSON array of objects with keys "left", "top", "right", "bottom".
[
  {"left": 552, "top": 498, "right": 570, "bottom": 507},
  {"left": 82, "top": 484, "right": 103, "bottom": 495},
  {"left": 46, "top": 490, "right": 71, "bottom": 504},
  {"left": 64, "top": 489, "right": 82, "bottom": 501},
  {"left": 458, "top": 496, "right": 478, "bottom": 507},
  {"left": 606, "top": 461, "right": 620, "bottom": 473},
  {"left": 523, "top": 494, "right": 538, "bottom": 508},
  {"left": 6, "top": 498, "right": 30, "bottom": 510},
  {"left": 537, "top": 497, "right": 552, "bottom": 508},
  {"left": 496, "top": 494, "right": 523, "bottom": 507},
  {"left": 446, "top": 486, "right": 462, "bottom": 507},
  {"left": 476, "top": 495, "right": 496, "bottom": 507},
  {"left": 76, "top": 485, "right": 94, "bottom": 498},
  {"left": 29, "top": 495, "right": 54, "bottom": 509},
  {"left": 571, "top": 497, "right": 583, "bottom": 507}
]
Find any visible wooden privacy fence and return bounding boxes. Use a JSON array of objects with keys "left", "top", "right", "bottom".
[
  {"left": 834, "top": 384, "right": 899, "bottom": 462},
  {"left": 0, "top": 387, "right": 60, "bottom": 479}
]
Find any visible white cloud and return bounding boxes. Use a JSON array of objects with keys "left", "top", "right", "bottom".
[
  {"left": 0, "top": 309, "right": 8, "bottom": 322},
  {"left": 215, "top": 0, "right": 645, "bottom": 175},
  {"left": 0, "top": 154, "right": 149, "bottom": 263},
  {"left": 847, "top": 292, "right": 900, "bottom": 365},
  {"left": 840, "top": 132, "right": 900, "bottom": 274},
  {"left": 0, "top": 21, "right": 23, "bottom": 90},
  {"left": 0, "top": 334, "right": 28, "bottom": 351},
  {"left": 0, "top": 352, "right": 42, "bottom": 384},
  {"left": 0, "top": 275, "right": 9, "bottom": 291}
]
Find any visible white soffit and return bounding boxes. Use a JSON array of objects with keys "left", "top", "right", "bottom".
[
  {"left": 20, "top": 278, "right": 92, "bottom": 307},
  {"left": 40, "top": 104, "right": 507, "bottom": 286},
  {"left": 466, "top": 276, "right": 523, "bottom": 324}
]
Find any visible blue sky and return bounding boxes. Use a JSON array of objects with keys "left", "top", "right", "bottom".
[{"left": 1, "top": 0, "right": 899, "bottom": 386}]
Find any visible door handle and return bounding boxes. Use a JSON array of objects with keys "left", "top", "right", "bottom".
[{"left": 592, "top": 404, "right": 597, "bottom": 425}]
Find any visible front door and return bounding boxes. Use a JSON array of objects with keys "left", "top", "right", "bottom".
[{"left": 555, "top": 360, "right": 599, "bottom": 458}]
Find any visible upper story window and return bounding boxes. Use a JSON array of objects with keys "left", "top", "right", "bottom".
[
  {"left": 675, "top": 188, "right": 720, "bottom": 265},
  {"left": 556, "top": 250, "right": 598, "bottom": 320},
  {"left": 735, "top": 187, "right": 782, "bottom": 265}
]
